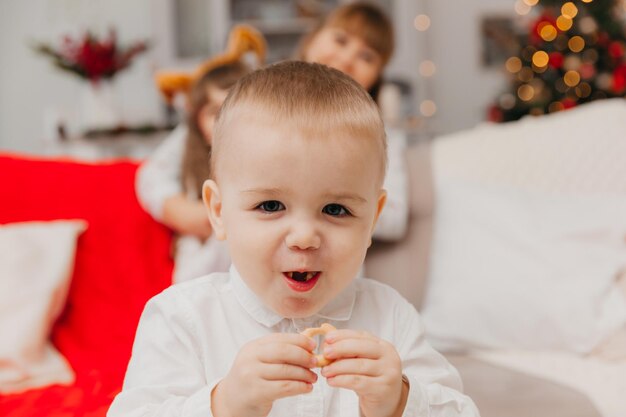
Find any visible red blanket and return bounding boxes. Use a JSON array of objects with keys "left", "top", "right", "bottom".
[{"left": 0, "top": 154, "right": 173, "bottom": 416}]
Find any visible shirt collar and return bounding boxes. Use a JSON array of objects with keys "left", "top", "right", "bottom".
[{"left": 229, "top": 265, "right": 357, "bottom": 328}]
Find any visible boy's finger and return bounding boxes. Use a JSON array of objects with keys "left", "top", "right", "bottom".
[
  {"left": 265, "top": 380, "right": 315, "bottom": 400},
  {"left": 256, "top": 342, "right": 318, "bottom": 368},
  {"left": 326, "top": 373, "right": 373, "bottom": 393},
  {"left": 259, "top": 332, "right": 317, "bottom": 351},
  {"left": 321, "top": 357, "right": 378, "bottom": 378},
  {"left": 323, "top": 337, "right": 383, "bottom": 360},
  {"left": 261, "top": 363, "right": 319, "bottom": 384}
]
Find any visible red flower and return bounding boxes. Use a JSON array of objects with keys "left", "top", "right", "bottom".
[{"left": 33, "top": 29, "right": 149, "bottom": 83}]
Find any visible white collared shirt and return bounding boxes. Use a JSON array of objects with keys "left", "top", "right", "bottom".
[{"left": 108, "top": 267, "right": 479, "bottom": 417}]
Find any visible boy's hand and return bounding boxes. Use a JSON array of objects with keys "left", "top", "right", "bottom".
[
  {"left": 211, "top": 333, "right": 318, "bottom": 417},
  {"left": 321, "top": 330, "right": 408, "bottom": 417}
]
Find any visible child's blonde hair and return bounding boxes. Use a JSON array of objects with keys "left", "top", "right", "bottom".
[{"left": 211, "top": 61, "right": 387, "bottom": 180}]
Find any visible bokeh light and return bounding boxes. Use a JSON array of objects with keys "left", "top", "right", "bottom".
[
  {"left": 575, "top": 82, "right": 592, "bottom": 97},
  {"left": 540, "top": 24, "right": 558, "bottom": 41},
  {"left": 548, "top": 101, "right": 565, "bottom": 112},
  {"left": 556, "top": 15, "right": 573, "bottom": 31},
  {"left": 517, "top": 84, "right": 534, "bottom": 101},
  {"left": 568, "top": 36, "right": 585, "bottom": 52},
  {"left": 563, "top": 55, "right": 582, "bottom": 70},
  {"left": 532, "top": 50, "right": 550, "bottom": 67},
  {"left": 555, "top": 78, "right": 568, "bottom": 93},
  {"left": 579, "top": 16, "right": 597, "bottom": 34},
  {"left": 499, "top": 93, "right": 516, "bottom": 109},
  {"left": 420, "top": 100, "right": 437, "bottom": 117},
  {"left": 419, "top": 60, "right": 436, "bottom": 77},
  {"left": 505, "top": 57, "right": 523, "bottom": 73},
  {"left": 561, "top": 2, "right": 578, "bottom": 18},
  {"left": 414, "top": 14, "right": 431, "bottom": 31},
  {"left": 515, "top": 0, "right": 532, "bottom": 15},
  {"left": 518, "top": 67, "right": 534, "bottom": 82},
  {"left": 563, "top": 70, "right": 581, "bottom": 86}
]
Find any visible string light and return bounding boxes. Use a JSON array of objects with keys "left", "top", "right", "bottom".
[
  {"left": 563, "top": 70, "right": 581, "bottom": 86},
  {"left": 568, "top": 36, "right": 586, "bottom": 52},
  {"left": 548, "top": 101, "right": 565, "bottom": 112},
  {"left": 414, "top": 14, "right": 431, "bottom": 31},
  {"left": 532, "top": 50, "right": 549, "bottom": 67},
  {"left": 419, "top": 60, "right": 436, "bottom": 77},
  {"left": 523, "top": 0, "right": 539, "bottom": 5},
  {"left": 518, "top": 67, "right": 534, "bottom": 82},
  {"left": 561, "top": 2, "right": 578, "bottom": 18},
  {"left": 514, "top": 0, "right": 532, "bottom": 15},
  {"left": 420, "top": 100, "right": 437, "bottom": 117},
  {"left": 505, "top": 57, "right": 522, "bottom": 73},
  {"left": 517, "top": 84, "right": 534, "bottom": 101},
  {"left": 575, "top": 82, "right": 592, "bottom": 97},
  {"left": 540, "top": 24, "right": 558, "bottom": 41},
  {"left": 556, "top": 15, "right": 573, "bottom": 31}
]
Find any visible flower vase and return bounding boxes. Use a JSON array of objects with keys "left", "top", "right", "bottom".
[{"left": 80, "top": 82, "right": 119, "bottom": 133}]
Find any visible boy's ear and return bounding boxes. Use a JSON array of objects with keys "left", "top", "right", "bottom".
[
  {"left": 368, "top": 189, "right": 387, "bottom": 247},
  {"left": 203, "top": 179, "right": 227, "bottom": 240}
]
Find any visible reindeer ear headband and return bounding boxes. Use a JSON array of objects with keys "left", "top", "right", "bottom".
[{"left": 155, "top": 24, "right": 267, "bottom": 103}]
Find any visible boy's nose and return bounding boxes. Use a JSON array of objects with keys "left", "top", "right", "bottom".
[{"left": 285, "top": 222, "right": 321, "bottom": 251}]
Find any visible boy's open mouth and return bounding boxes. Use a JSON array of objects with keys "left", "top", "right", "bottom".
[{"left": 284, "top": 271, "right": 320, "bottom": 282}]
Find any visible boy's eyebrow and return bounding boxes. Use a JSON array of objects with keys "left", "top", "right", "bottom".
[
  {"left": 241, "top": 188, "right": 283, "bottom": 197},
  {"left": 323, "top": 193, "right": 368, "bottom": 204},
  {"left": 241, "top": 188, "right": 368, "bottom": 203}
]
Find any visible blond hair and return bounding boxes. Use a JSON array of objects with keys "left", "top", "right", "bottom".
[{"left": 212, "top": 61, "right": 386, "bottom": 180}]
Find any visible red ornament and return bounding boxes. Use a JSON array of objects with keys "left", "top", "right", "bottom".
[
  {"left": 579, "top": 63, "right": 596, "bottom": 79},
  {"left": 487, "top": 105, "right": 503, "bottom": 122},
  {"left": 561, "top": 98, "right": 577, "bottom": 109},
  {"left": 530, "top": 13, "right": 557, "bottom": 45},
  {"left": 549, "top": 52, "right": 564, "bottom": 69},
  {"left": 612, "top": 64, "right": 626, "bottom": 93},
  {"left": 608, "top": 41, "right": 624, "bottom": 59}
]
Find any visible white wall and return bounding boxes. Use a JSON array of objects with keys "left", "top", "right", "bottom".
[
  {"left": 427, "top": 0, "right": 512, "bottom": 135},
  {"left": 0, "top": 0, "right": 164, "bottom": 153}
]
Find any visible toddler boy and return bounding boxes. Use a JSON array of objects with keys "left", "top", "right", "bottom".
[{"left": 108, "top": 61, "right": 479, "bottom": 417}]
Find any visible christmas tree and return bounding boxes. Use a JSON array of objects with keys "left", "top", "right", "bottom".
[{"left": 489, "top": 0, "right": 626, "bottom": 122}]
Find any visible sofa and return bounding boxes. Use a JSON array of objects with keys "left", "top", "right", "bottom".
[{"left": 1, "top": 99, "right": 624, "bottom": 416}]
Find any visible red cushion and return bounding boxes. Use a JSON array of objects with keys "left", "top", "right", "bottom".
[{"left": 0, "top": 153, "right": 173, "bottom": 415}]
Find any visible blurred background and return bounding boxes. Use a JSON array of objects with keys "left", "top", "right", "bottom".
[{"left": 0, "top": 0, "right": 626, "bottom": 157}]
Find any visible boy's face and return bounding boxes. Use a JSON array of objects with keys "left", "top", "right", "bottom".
[{"left": 204, "top": 114, "right": 386, "bottom": 318}]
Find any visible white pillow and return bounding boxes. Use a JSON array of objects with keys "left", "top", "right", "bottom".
[
  {"left": 421, "top": 179, "right": 626, "bottom": 353},
  {"left": 0, "top": 220, "right": 87, "bottom": 393}
]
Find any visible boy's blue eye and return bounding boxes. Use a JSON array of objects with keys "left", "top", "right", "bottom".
[
  {"left": 323, "top": 203, "right": 350, "bottom": 217},
  {"left": 257, "top": 200, "right": 284, "bottom": 212}
]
